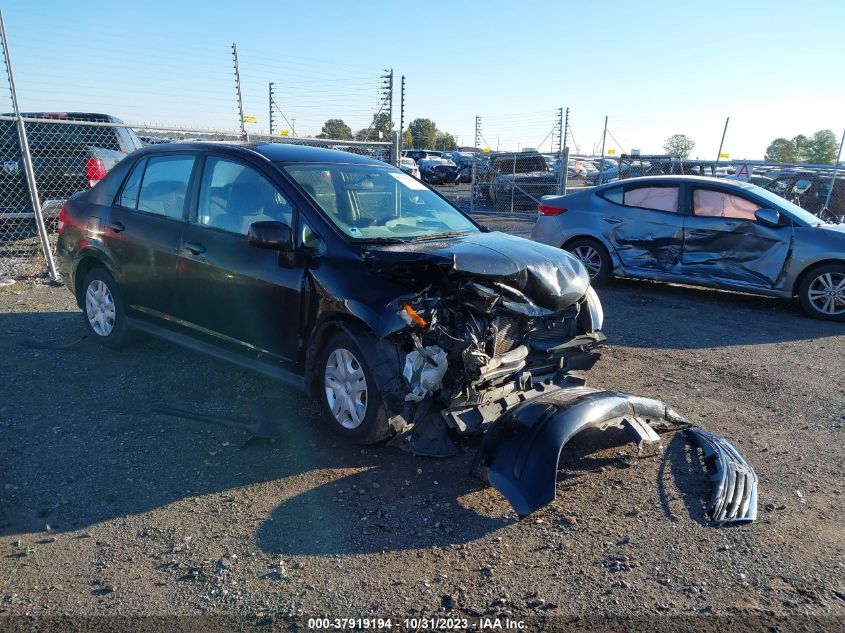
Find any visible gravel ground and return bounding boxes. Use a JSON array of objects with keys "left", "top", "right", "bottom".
[{"left": 1, "top": 216, "right": 844, "bottom": 630}]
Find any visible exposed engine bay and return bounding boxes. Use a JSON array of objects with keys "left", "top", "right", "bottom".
[{"left": 359, "top": 235, "right": 758, "bottom": 524}]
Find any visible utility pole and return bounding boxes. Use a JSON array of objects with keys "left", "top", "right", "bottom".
[
  {"left": 291, "top": 118, "right": 296, "bottom": 137},
  {"left": 269, "top": 82, "right": 276, "bottom": 136},
  {"left": 399, "top": 74, "right": 406, "bottom": 158},
  {"left": 823, "top": 128, "right": 845, "bottom": 213},
  {"left": 379, "top": 68, "right": 393, "bottom": 141},
  {"left": 716, "top": 116, "right": 730, "bottom": 163},
  {"left": 231, "top": 42, "right": 247, "bottom": 141},
  {"left": 598, "top": 115, "right": 608, "bottom": 185},
  {"left": 471, "top": 115, "right": 481, "bottom": 213}
]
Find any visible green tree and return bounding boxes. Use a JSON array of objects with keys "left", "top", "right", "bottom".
[
  {"left": 764, "top": 137, "right": 797, "bottom": 163},
  {"left": 435, "top": 132, "right": 457, "bottom": 151},
  {"left": 793, "top": 134, "right": 809, "bottom": 162},
  {"left": 317, "top": 118, "right": 352, "bottom": 140},
  {"left": 355, "top": 112, "right": 391, "bottom": 141},
  {"left": 402, "top": 129, "right": 413, "bottom": 149},
  {"left": 408, "top": 118, "right": 438, "bottom": 149},
  {"left": 663, "top": 134, "right": 695, "bottom": 159},
  {"left": 806, "top": 129, "right": 838, "bottom": 164}
]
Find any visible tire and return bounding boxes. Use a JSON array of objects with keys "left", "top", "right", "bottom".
[
  {"left": 565, "top": 238, "right": 611, "bottom": 285},
  {"left": 80, "top": 267, "right": 131, "bottom": 348},
  {"left": 316, "top": 330, "right": 391, "bottom": 445},
  {"left": 798, "top": 263, "right": 845, "bottom": 322}
]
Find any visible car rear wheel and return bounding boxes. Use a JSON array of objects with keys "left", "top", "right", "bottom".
[
  {"left": 317, "top": 331, "right": 391, "bottom": 444},
  {"left": 566, "top": 238, "right": 611, "bottom": 284},
  {"left": 81, "top": 267, "right": 130, "bottom": 347},
  {"left": 799, "top": 263, "right": 845, "bottom": 321}
]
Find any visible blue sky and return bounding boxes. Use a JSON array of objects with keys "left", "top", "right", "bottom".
[{"left": 4, "top": 0, "right": 843, "bottom": 158}]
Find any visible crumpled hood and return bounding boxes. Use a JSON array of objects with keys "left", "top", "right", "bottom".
[{"left": 363, "top": 231, "right": 590, "bottom": 312}]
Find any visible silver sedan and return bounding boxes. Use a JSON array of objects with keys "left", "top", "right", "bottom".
[{"left": 531, "top": 176, "right": 845, "bottom": 321}]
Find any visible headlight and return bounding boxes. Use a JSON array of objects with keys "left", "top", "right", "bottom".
[{"left": 584, "top": 285, "right": 604, "bottom": 331}]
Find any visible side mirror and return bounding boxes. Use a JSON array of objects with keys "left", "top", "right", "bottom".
[
  {"left": 754, "top": 208, "right": 781, "bottom": 228},
  {"left": 248, "top": 221, "right": 294, "bottom": 251}
]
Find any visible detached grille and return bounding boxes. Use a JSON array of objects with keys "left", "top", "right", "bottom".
[{"left": 492, "top": 316, "right": 523, "bottom": 357}]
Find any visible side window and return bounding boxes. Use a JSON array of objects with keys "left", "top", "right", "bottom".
[
  {"left": 600, "top": 186, "right": 623, "bottom": 204},
  {"left": 622, "top": 186, "right": 679, "bottom": 213},
  {"left": 117, "top": 158, "right": 145, "bottom": 208},
  {"left": 693, "top": 189, "right": 760, "bottom": 220},
  {"left": 136, "top": 155, "right": 196, "bottom": 219},
  {"left": 196, "top": 156, "right": 293, "bottom": 236}
]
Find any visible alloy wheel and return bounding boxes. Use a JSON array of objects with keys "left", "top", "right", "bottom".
[
  {"left": 807, "top": 271, "right": 845, "bottom": 316},
  {"left": 572, "top": 245, "right": 603, "bottom": 278},
  {"left": 85, "top": 280, "right": 116, "bottom": 336},
  {"left": 324, "top": 348, "right": 368, "bottom": 429}
]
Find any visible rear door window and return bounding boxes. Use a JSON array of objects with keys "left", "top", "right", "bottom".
[
  {"left": 622, "top": 186, "right": 679, "bottom": 213},
  {"left": 136, "top": 154, "right": 196, "bottom": 219}
]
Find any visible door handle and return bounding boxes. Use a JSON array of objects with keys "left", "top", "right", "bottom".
[
  {"left": 183, "top": 242, "right": 206, "bottom": 255},
  {"left": 602, "top": 216, "right": 623, "bottom": 224},
  {"left": 109, "top": 221, "right": 125, "bottom": 233}
]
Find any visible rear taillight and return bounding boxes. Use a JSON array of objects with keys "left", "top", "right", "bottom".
[
  {"left": 538, "top": 204, "right": 567, "bottom": 216},
  {"left": 86, "top": 157, "right": 106, "bottom": 188},
  {"left": 57, "top": 203, "right": 68, "bottom": 234}
]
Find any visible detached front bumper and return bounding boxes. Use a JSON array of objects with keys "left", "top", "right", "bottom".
[{"left": 476, "top": 386, "right": 758, "bottom": 524}]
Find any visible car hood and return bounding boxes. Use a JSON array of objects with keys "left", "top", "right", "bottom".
[{"left": 362, "top": 231, "right": 590, "bottom": 312}]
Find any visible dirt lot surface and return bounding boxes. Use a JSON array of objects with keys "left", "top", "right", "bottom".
[{"left": 1, "top": 215, "right": 844, "bottom": 630}]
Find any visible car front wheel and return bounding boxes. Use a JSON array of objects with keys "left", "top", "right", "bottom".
[
  {"left": 317, "top": 331, "right": 391, "bottom": 444},
  {"left": 799, "top": 263, "right": 845, "bottom": 321},
  {"left": 81, "top": 267, "right": 131, "bottom": 347}
]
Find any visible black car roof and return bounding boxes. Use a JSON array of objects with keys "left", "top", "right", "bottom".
[{"left": 128, "top": 141, "right": 387, "bottom": 166}]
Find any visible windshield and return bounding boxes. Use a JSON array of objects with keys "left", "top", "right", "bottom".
[
  {"left": 745, "top": 182, "right": 826, "bottom": 225},
  {"left": 283, "top": 163, "right": 479, "bottom": 240}
]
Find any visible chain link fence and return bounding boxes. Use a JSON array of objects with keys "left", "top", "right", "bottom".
[
  {"left": 587, "top": 155, "right": 845, "bottom": 222},
  {"left": 468, "top": 110, "right": 568, "bottom": 213}
]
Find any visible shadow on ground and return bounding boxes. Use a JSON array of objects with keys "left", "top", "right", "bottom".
[
  {"left": 0, "top": 310, "right": 508, "bottom": 550},
  {"left": 597, "top": 277, "right": 843, "bottom": 349}
]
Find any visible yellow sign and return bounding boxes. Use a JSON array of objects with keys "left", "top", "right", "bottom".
[
  {"left": 279, "top": 130, "right": 290, "bottom": 137},
  {"left": 719, "top": 152, "right": 730, "bottom": 159},
  {"left": 242, "top": 114, "right": 257, "bottom": 124},
  {"left": 482, "top": 147, "right": 490, "bottom": 153},
  {"left": 607, "top": 148, "right": 617, "bottom": 155}
]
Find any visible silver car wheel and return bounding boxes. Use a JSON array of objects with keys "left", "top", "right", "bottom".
[
  {"left": 324, "top": 348, "right": 368, "bottom": 430},
  {"left": 572, "top": 245, "right": 602, "bottom": 278},
  {"left": 85, "top": 280, "right": 116, "bottom": 337},
  {"left": 807, "top": 272, "right": 845, "bottom": 315}
]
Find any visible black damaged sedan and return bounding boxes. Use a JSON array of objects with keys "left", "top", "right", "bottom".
[{"left": 58, "top": 143, "right": 604, "bottom": 447}]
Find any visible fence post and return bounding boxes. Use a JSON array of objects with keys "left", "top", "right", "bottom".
[
  {"left": 389, "top": 131, "right": 399, "bottom": 167},
  {"left": 510, "top": 150, "right": 516, "bottom": 212},
  {"left": 470, "top": 115, "right": 480, "bottom": 213},
  {"left": 716, "top": 116, "right": 729, "bottom": 163},
  {"left": 823, "top": 128, "right": 845, "bottom": 214},
  {"left": 0, "top": 11, "right": 59, "bottom": 282},
  {"left": 597, "top": 116, "right": 608, "bottom": 185}
]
